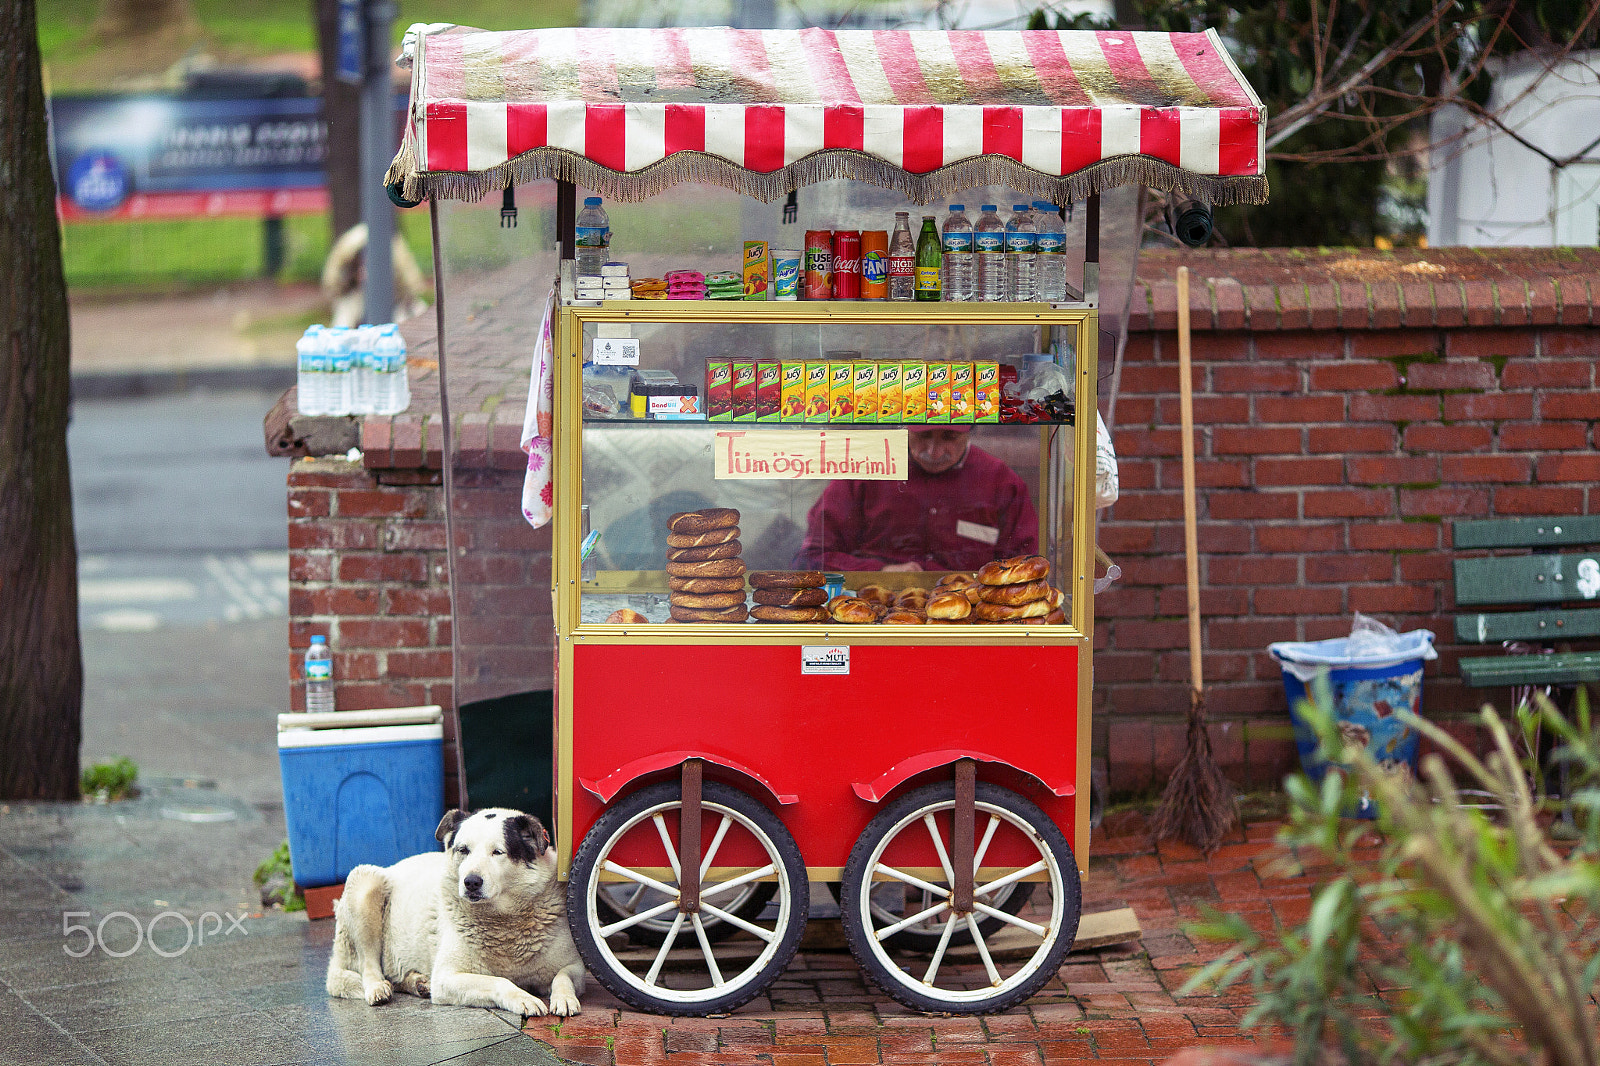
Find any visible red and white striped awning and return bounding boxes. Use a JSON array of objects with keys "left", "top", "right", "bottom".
[{"left": 387, "top": 25, "right": 1267, "bottom": 207}]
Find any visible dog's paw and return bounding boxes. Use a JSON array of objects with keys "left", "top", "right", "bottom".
[
  {"left": 363, "top": 978, "right": 393, "bottom": 1006},
  {"left": 547, "top": 990, "right": 582, "bottom": 1017},
  {"left": 502, "top": 990, "right": 547, "bottom": 1017},
  {"left": 399, "top": 970, "right": 431, "bottom": 998}
]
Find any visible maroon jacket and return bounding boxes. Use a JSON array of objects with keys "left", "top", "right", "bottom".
[{"left": 793, "top": 446, "right": 1039, "bottom": 572}]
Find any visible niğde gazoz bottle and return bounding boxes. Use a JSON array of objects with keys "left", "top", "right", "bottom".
[{"left": 913, "top": 216, "right": 942, "bottom": 302}]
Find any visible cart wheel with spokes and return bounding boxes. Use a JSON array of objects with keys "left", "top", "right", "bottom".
[
  {"left": 595, "top": 876, "right": 777, "bottom": 947},
  {"left": 827, "top": 879, "right": 1034, "bottom": 952},
  {"left": 840, "top": 781, "right": 1080, "bottom": 1014},
  {"left": 567, "top": 780, "right": 808, "bottom": 1015}
]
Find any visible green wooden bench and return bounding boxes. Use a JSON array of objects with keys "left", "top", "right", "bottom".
[{"left": 1453, "top": 516, "right": 1600, "bottom": 691}]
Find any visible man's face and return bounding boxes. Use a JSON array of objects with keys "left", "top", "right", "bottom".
[{"left": 908, "top": 428, "right": 971, "bottom": 474}]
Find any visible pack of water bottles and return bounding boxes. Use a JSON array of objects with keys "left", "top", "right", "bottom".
[
  {"left": 296, "top": 324, "right": 412, "bottom": 417},
  {"left": 938, "top": 202, "right": 1070, "bottom": 303}
]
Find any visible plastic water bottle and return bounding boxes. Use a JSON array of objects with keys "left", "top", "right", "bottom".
[
  {"left": 575, "top": 196, "right": 610, "bottom": 278},
  {"left": 304, "top": 635, "right": 334, "bottom": 713},
  {"left": 327, "top": 327, "right": 355, "bottom": 416},
  {"left": 1033, "top": 201, "right": 1068, "bottom": 302},
  {"left": 1005, "top": 204, "right": 1037, "bottom": 302},
  {"left": 349, "top": 325, "right": 374, "bottom": 416},
  {"left": 888, "top": 212, "right": 915, "bottom": 301},
  {"left": 373, "top": 325, "right": 410, "bottom": 415},
  {"left": 296, "top": 326, "right": 326, "bottom": 416},
  {"left": 940, "top": 205, "right": 974, "bottom": 302},
  {"left": 975, "top": 205, "right": 1005, "bottom": 301}
]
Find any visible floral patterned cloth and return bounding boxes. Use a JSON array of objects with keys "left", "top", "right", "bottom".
[{"left": 520, "top": 287, "right": 556, "bottom": 528}]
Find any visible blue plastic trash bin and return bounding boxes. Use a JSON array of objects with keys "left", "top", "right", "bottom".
[
  {"left": 277, "top": 707, "right": 445, "bottom": 887},
  {"left": 1269, "top": 629, "right": 1436, "bottom": 818}
]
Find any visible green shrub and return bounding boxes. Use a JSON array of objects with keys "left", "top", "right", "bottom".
[
  {"left": 254, "top": 840, "right": 305, "bottom": 912},
  {"left": 80, "top": 756, "right": 138, "bottom": 801}
]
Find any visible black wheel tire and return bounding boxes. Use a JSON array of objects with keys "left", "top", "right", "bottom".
[
  {"left": 840, "top": 781, "right": 1081, "bottom": 1015},
  {"left": 826, "top": 880, "right": 1034, "bottom": 952},
  {"left": 567, "top": 780, "right": 808, "bottom": 1016},
  {"left": 595, "top": 879, "right": 778, "bottom": 947}
]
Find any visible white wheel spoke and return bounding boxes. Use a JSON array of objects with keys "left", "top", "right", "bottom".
[
  {"left": 645, "top": 913, "right": 685, "bottom": 986},
  {"left": 971, "top": 814, "right": 1001, "bottom": 873},
  {"left": 599, "top": 898, "right": 680, "bottom": 938},
  {"left": 972, "top": 859, "right": 1047, "bottom": 899},
  {"left": 602, "top": 859, "right": 679, "bottom": 898},
  {"left": 624, "top": 883, "right": 648, "bottom": 909},
  {"left": 698, "top": 815, "right": 733, "bottom": 879},
  {"left": 972, "top": 898, "right": 1047, "bottom": 937},
  {"left": 699, "top": 863, "right": 777, "bottom": 901},
  {"left": 689, "top": 913, "right": 725, "bottom": 988},
  {"left": 875, "top": 897, "right": 951, "bottom": 942},
  {"left": 871, "top": 862, "right": 952, "bottom": 899},
  {"left": 923, "top": 813, "right": 956, "bottom": 883},
  {"left": 965, "top": 912, "right": 1003, "bottom": 987},
  {"left": 920, "top": 914, "right": 958, "bottom": 985},
  {"left": 652, "top": 814, "right": 682, "bottom": 879},
  {"left": 700, "top": 899, "right": 777, "bottom": 943}
]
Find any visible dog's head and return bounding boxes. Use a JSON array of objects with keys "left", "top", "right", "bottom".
[{"left": 435, "top": 808, "right": 554, "bottom": 905}]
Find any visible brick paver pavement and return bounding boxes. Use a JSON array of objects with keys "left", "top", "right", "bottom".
[{"left": 528, "top": 818, "right": 1314, "bottom": 1066}]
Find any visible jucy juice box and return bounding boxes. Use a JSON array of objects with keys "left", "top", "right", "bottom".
[
  {"left": 975, "top": 361, "right": 1000, "bottom": 422},
  {"left": 732, "top": 362, "right": 757, "bottom": 421},
  {"left": 780, "top": 361, "right": 806, "bottom": 421},
  {"left": 901, "top": 361, "right": 926, "bottom": 422},
  {"left": 706, "top": 361, "right": 733, "bottom": 421},
  {"left": 743, "top": 240, "right": 769, "bottom": 300},
  {"left": 756, "top": 360, "right": 782, "bottom": 421},
  {"left": 805, "top": 362, "right": 831, "bottom": 422},
  {"left": 925, "top": 362, "right": 951, "bottom": 423},
  {"left": 950, "top": 362, "right": 975, "bottom": 423},
  {"left": 829, "top": 361, "right": 855, "bottom": 421},
  {"left": 876, "top": 362, "right": 902, "bottom": 423},
  {"left": 853, "top": 362, "right": 878, "bottom": 422}
]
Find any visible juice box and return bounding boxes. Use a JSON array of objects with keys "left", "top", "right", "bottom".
[
  {"left": 829, "top": 362, "right": 855, "bottom": 421},
  {"left": 804, "top": 362, "right": 831, "bottom": 422},
  {"left": 950, "top": 362, "right": 975, "bottom": 423},
  {"left": 706, "top": 361, "right": 733, "bottom": 421},
  {"left": 876, "top": 363, "right": 902, "bottom": 423},
  {"left": 901, "top": 361, "right": 927, "bottom": 422},
  {"left": 732, "top": 362, "right": 757, "bottom": 421},
  {"left": 975, "top": 361, "right": 1000, "bottom": 423},
  {"left": 853, "top": 362, "right": 878, "bottom": 422},
  {"left": 780, "top": 361, "right": 806, "bottom": 421},
  {"left": 925, "top": 362, "right": 951, "bottom": 423},
  {"left": 742, "top": 240, "right": 770, "bottom": 300},
  {"left": 756, "top": 360, "right": 782, "bottom": 421}
]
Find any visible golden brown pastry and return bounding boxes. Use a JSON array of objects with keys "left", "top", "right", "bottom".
[
  {"left": 604, "top": 608, "right": 648, "bottom": 624},
  {"left": 669, "top": 604, "right": 750, "bottom": 623},
  {"left": 974, "top": 598, "right": 1053, "bottom": 621},
  {"left": 668, "top": 575, "right": 747, "bottom": 593},
  {"left": 827, "top": 596, "right": 878, "bottom": 624},
  {"left": 667, "top": 508, "right": 741, "bottom": 534},
  {"left": 667, "top": 540, "right": 742, "bottom": 563},
  {"left": 750, "top": 605, "right": 830, "bottom": 623},
  {"left": 668, "top": 590, "right": 747, "bottom": 610},
  {"left": 666, "top": 526, "right": 740, "bottom": 548},
  {"left": 752, "top": 587, "right": 829, "bottom": 607},
  {"left": 882, "top": 610, "right": 924, "bottom": 624},
  {"left": 977, "top": 554, "right": 1051, "bottom": 586},
  {"left": 978, "top": 579, "right": 1051, "bottom": 606},
  {"left": 925, "top": 591, "right": 973, "bottom": 620},
  {"left": 749, "top": 570, "right": 826, "bottom": 589},
  {"left": 666, "top": 558, "right": 747, "bottom": 578},
  {"left": 1045, "top": 586, "right": 1065, "bottom": 609},
  {"left": 855, "top": 584, "right": 895, "bottom": 606}
]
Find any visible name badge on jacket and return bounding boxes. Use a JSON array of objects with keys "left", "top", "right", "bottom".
[{"left": 956, "top": 519, "right": 999, "bottom": 545}]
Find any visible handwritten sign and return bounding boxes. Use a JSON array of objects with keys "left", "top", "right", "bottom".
[{"left": 713, "top": 428, "right": 908, "bottom": 481}]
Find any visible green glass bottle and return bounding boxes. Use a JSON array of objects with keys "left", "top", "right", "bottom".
[{"left": 913, "top": 216, "right": 942, "bottom": 302}]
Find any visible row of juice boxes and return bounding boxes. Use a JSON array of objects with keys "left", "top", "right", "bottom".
[{"left": 706, "top": 360, "right": 1002, "bottom": 423}]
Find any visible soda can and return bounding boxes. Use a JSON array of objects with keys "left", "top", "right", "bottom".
[
  {"left": 803, "top": 230, "right": 833, "bottom": 300},
  {"left": 832, "top": 230, "right": 861, "bottom": 300},
  {"left": 859, "top": 230, "right": 888, "bottom": 299},
  {"left": 772, "top": 249, "right": 801, "bottom": 300}
]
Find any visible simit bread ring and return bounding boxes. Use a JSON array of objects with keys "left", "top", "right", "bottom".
[
  {"left": 925, "top": 591, "right": 972, "bottom": 620},
  {"left": 753, "top": 587, "right": 828, "bottom": 607},
  {"left": 669, "top": 604, "right": 749, "bottom": 623},
  {"left": 667, "top": 508, "right": 740, "bottom": 534},
  {"left": 882, "top": 610, "right": 924, "bottom": 624},
  {"left": 667, "top": 526, "right": 740, "bottom": 548},
  {"left": 605, "top": 608, "right": 649, "bottom": 624},
  {"left": 978, "top": 579, "right": 1051, "bottom": 606},
  {"left": 667, "top": 540, "right": 742, "bottom": 563},
  {"left": 977, "top": 554, "right": 1050, "bottom": 586},
  {"left": 827, "top": 596, "right": 878, "bottom": 624},
  {"left": 750, "top": 605, "right": 829, "bottom": 623},
  {"left": 669, "top": 590, "right": 747, "bottom": 610},
  {"left": 669, "top": 575, "right": 747, "bottom": 593},
  {"left": 855, "top": 584, "right": 895, "bottom": 606},
  {"left": 666, "top": 558, "right": 746, "bottom": 578},
  {"left": 749, "top": 570, "right": 826, "bottom": 590},
  {"left": 974, "top": 598, "right": 1053, "bottom": 621}
]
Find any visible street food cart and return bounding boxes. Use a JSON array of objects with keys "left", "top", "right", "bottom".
[{"left": 387, "top": 24, "right": 1266, "bottom": 1015}]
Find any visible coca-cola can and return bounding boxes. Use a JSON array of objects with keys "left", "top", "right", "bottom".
[
  {"left": 832, "top": 230, "right": 861, "bottom": 300},
  {"left": 803, "top": 230, "right": 833, "bottom": 300}
]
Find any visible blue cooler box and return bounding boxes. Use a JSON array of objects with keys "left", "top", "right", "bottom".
[{"left": 277, "top": 707, "right": 445, "bottom": 887}]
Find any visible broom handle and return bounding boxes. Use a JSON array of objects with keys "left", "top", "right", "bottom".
[{"left": 1177, "top": 267, "right": 1203, "bottom": 695}]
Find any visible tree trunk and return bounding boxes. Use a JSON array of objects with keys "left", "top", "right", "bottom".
[
  {"left": 1, "top": 0, "right": 84, "bottom": 799},
  {"left": 315, "top": 0, "right": 363, "bottom": 241}
]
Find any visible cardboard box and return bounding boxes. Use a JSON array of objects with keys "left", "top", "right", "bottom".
[
  {"left": 901, "top": 361, "right": 927, "bottom": 422},
  {"left": 975, "top": 361, "right": 1000, "bottom": 422},
  {"left": 876, "top": 363, "right": 902, "bottom": 423},
  {"left": 781, "top": 362, "right": 806, "bottom": 421},
  {"left": 743, "top": 240, "right": 770, "bottom": 300},
  {"left": 926, "top": 362, "right": 951, "bottom": 423},
  {"left": 950, "top": 362, "right": 975, "bottom": 423},
  {"left": 732, "top": 362, "right": 757, "bottom": 421},
  {"left": 805, "top": 362, "right": 831, "bottom": 422},
  {"left": 853, "top": 362, "right": 878, "bottom": 422},
  {"left": 706, "top": 361, "right": 733, "bottom": 421},
  {"left": 829, "top": 361, "right": 855, "bottom": 421},
  {"left": 756, "top": 361, "right": 782, "bottom": 421}
]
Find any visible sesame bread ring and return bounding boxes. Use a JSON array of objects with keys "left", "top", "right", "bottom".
[
  {"left": 667, "top": 540, "right": 743, "bottom": 563},
  {"left": 827, "top": 596, "right": 878, "bottom": 624},
  {"left": 974, "top": 598, "right": 1053, "bottom": 622},
  {"left": 882, "top": 610, "right": 924, "bottom": 624},
  {"left": 667, "top": 526, "right": 740, "bottom": 549},
  {"left": 667, "top": 508, "right": 741, "bottom": 534},
  {"left": 669, "top": 604, "right": 749, "bottom": 623},
  {"left": 666, "top": 558, "right": 747, "bottom": 578},
  {"left": 750, "top": 605, "right": 830, "bottom": 623},
  {"left": 749, "top": 570, "right": 826, "bottom": 590},
  {"left": 668, "top": 575, "right": 747, "bottom": 594},
  {"left": 669, "top": 590, "right": 747, "bottom": 610},
  {"left": 978, "top": 579, "right": 1051, "bottom": 606},
  {"left": 605, "top": 608, "right": 648, "bottom": 624},
  {"left": 977, "top": 554, "right": 1051, "bottom": 586},
  {"left": 925, "top": 591, "right": 973, "bottom": 620},
  {"left": 752, "top": 587, "right": 829, "bottom": 607},
  {"left": 855, "top": 584, "right": 896, "bottom": 606}
]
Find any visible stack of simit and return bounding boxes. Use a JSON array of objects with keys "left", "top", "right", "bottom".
[{"left": 665, "top": 508, "right": 747, "bottom": 622}]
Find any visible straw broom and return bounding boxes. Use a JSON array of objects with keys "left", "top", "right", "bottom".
[{"left": 1151, "top": 266, "right": 1236, "bottom": 854}]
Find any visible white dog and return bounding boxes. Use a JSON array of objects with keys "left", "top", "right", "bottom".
[{"left": 325, "top": 807, "right": 585, "bottom": 1017}]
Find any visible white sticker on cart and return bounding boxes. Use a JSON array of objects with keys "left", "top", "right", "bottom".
[
  {"left": 713, "top": 428, "right": 908, "bottom": 480},
  {"left": 801, "top": 645, "right": 850, "bottom": 675},
  {"left": 592, "top": 338, "right": 640, "bottom": 366}
]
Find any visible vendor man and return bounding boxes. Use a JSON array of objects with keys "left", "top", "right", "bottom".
[{"left": 793, "top": 426, "right": 1038, "bottom": 572}]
